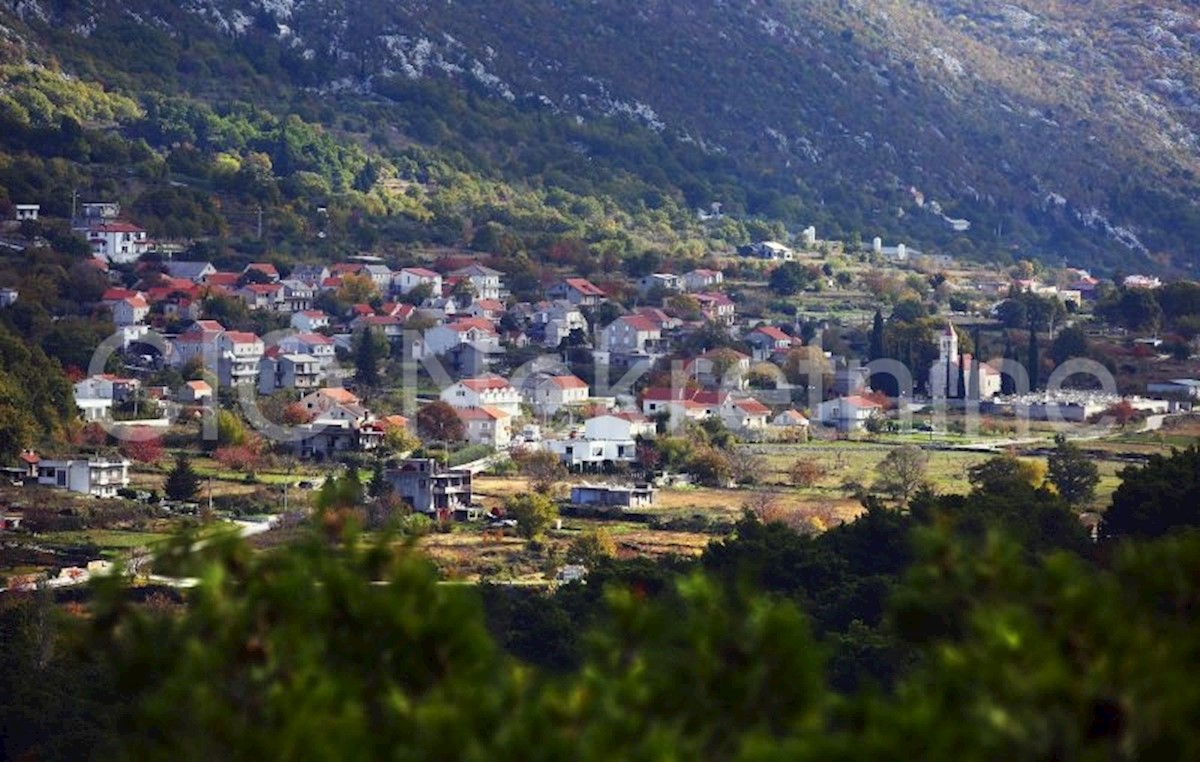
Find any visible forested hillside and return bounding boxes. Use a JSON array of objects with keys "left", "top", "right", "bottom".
[{"left": 1, "top": 0, "right": 1199, "bottom": 273}]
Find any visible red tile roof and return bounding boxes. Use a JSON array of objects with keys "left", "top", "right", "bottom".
[
  {"left": 460, "top": 376, "right": 514, "bottom": 392},
  {"left": 222, "top": 331, "right": 261, "bottom": 345},
  {"left": 402, "top": 267, "right": 440, "bottom": 278},
  {"left": 618, "top": 315, "right": 660, "bottom": 332},
  {"left": 839, "top": 395, "right": 883, "bottom": 409},
  {"left": 753, "top": 325, "right": 793, "bottom": 342},
  {"left": 547, "top": 375, "right": 588, "bottom": 390},
  {"left": 446, "top": 318, "right": 497, "bottom": 334},
  {"left": 564, "top": 278, "right": 606, "bottom": 296}
]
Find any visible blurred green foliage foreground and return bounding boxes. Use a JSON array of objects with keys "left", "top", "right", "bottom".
[{"left": 3, "top": 447, "right": 1200, "bottom": 760}]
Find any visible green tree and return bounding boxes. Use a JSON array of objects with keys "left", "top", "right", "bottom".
[
  {"left": 768, "top": 262, "right": 810, "bottom": 296},
  {"left": 514, "top": 448, "right": 568, "bottom": 493},
  {"left": 164, "top": 454, "right": 201, "bottom": 501},
  {"left": 213, "top": 409, "right": 247, "bottom": 450},
  {"left": 566, "top": 529, "right": 617, "bottom": 566},
  {"left": 355, "top": 326, "right": 381, "bottom": 387},
  {"left": 505, "top": 492, "right": 558, "bottom": 540},
  {"left": 868, "top": 308, "right": 887, "bottom": 393},
  {"left": 1050, "top": 325, "right": 1089, "bottom": 366},
  {"left": 687, "top": 447, "right": 733, "bottom": 487},
  {"left": 1047, "top": 434, "right": 1100, "bottom": 507},
  {"left": 873, "top": 445, "right": 929, "bottom": 507},
  {"left": 1103, "top": 444, "right": 1200, "bottom": 540},
  {"left": 1027, "top": 325, "right": 1040, "bottom": 391},
  {"left": 967, "top": 453, "right": 1046, "bottom": 495}
]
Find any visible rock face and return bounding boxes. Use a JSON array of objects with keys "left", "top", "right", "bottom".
[{"left": 7, "top": 0, "right": 1200, "bottom": 272}]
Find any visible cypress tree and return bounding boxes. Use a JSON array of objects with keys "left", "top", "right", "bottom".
[
  {"left": 165, "top": 454, "right": 201, "bottom": 501},
  {"left": 969, "top": 327, "right": 982, "bottom": 400},
  {"left": 869, "top": 309, "right": 886, "bottom": 393},
  {"left": 957, "top": 346, "right": 967, "bottom": 400},
  {"left": 356, "top": 326, "right": 380, "bottom": 387},
  {"left": 1000, "top": 335, "right": 1017, "bottom": 395},
  {"left": 1028, "top": 324, "right": 1040, "bottom": 392}
]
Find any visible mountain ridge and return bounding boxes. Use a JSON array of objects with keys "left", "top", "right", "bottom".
[{"left": 3, "top": 0, "right": 1200, "bottom": 273}]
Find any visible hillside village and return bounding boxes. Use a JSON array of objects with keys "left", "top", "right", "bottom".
[{"left": 1, "top": 198, "right": 1198, "bottom": 587}]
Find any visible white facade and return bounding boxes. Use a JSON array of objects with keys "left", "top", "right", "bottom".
[
  {"left": 291, "top": 310, "right": 330, "bottom": 332},
  {"left": 397, "top": 267, "right": 443, "bottom": 295},
  {"left": 457, "top": 407, "right": 512, "bottom": 448},
  {"left": 452, "top": 265, "right": 503, "bottom": 300},
  {"left": 218, "top": 332, "right": 264, "bottom": 387},
  {"left": 816, "top": 396, "right": 882, "bottom": 432},
  {"left": 112, "top": 296, "right": 150, "bottom": 327},
  {"left": 37, "top": 458, "right": 130, "bottom": 498},
  {"left": 546, "top": 436, "right": 639, "bottom": 468},
  {"left": 259, "top": 353, "right": 323, "bottom": 394},
  {"left": 86, "top": 223, "right": 150, "bottom": 264},
  {"left": 584, "top": 413, "right": 655, "bottom": 441},
  {"left": 602, "top": 316, "right": 662, "bottom": 355},
  {"left": 278, "top": 333, "right": 337, "bottom": 370},
  {"left": 683, "top": 269, "right": 724, "bottom": 292},
  {"left": 523, "top": 374, "right": 590, "bottom": 415},
  {"left": 423, "top": 320, "right": 500, "bottom": 358},
  {"left": 441, "top": 377, "right": 522, "bottom": 417}
]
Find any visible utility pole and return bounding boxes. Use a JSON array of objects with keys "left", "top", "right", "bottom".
[
  {"left": 71, "top": 189, "right": 78, "bottom": 222},
  {"left": 256, "top": 206, "right": 264, "bottom": 239}
]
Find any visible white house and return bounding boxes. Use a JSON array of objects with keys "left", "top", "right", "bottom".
[
  {"left": 396, "top": 267, "right": 443, "bottom": 296},
  {"left": 741, "top": 241, "right": 794, "bottom": 261},
  {"left": 163, "top": 261, "right": 217, "bottom": 283},
  {"left": 816, "top": 395, "right": 883, "bottom": 432},
  {"left": 637, "top": 273, "right": 683, "bottom": 295},
  {"left": 719, "top": 397, "right": 771, "bottom": 431},
  {"left": 278, "top": 332, "right": 337, "bottom": 370},
  {"left": 695, "top": 292, "right": 736, "bottom": 325},
  {"left": 85, "top": 221, "right": 151, "bottom": 264},
  {"left": 170, "top": 320, "right": 226, "bottom": 368},
  {"left": 584, "top": 412, "right": 655, "bottom": 441},
  {"left": 111, "top": 294, "right": 150, "bottom": 327},
  {"left": 237, "top": 283, "right": 283, "bottom": 311},
  {"left": 451, "top": 264, "right": 504, "bottom": 300},
  {"left": 745, "top": 325, "right": 797, "bottom": 362},
  {"left": 423, "top": 318, "right": 500, "bottom": 359},
  {"left": 258, "top": 351, "right": 323, "bottom": 394},
  {"left": 299, "top": 387, "right": 361, "bottom": 418},
  {"left": 772, "top": 409, "right": 810, "bottom": 428},
  {"left": 546, "top": 436, "right": 639, "bottom": 469},
  {"left": 37, "top": 457, "right": 130, "bottom": 498},
  {"left": 73, "top": 374, "right": 140, "bottom": 422},
  {"left": 523, "top": 373, "right": 590, "bottom": 415},
  {"left": 532, "top": 301, "right": 588, "bottom": 347},
  {"left": 640, "top": 387, "right": 727, "bottom": 421},
  {"left": 683, "top": 268, "right": 723, "bottom": 292},
  {"left": 0, "top": 288, "right": 17, "bottom": 308},
  {"left": 217, "top": 331, "right": 264, "bottom": 387},
  {"left": 547, "top": 278, "right": 607, "bottom": 306},
  {"left": 688, "top": 348, "right": 751, "bottom": 388},
  {"left": 602, "top": 315, "right": 663, "bottom": 356},
  {"left": 14, "top": 204, "right": 39, "bottom": 221},
  {"left": 291, "top": 310, "right": 330, "bottom": 332},
  {"left": 179, "top": 379, "right": 213, "bottom": 405},
  {"left": 441, "top": 376, "right": 522, "bottom": 417},
  {"left": 456, "top": 406, "right": 512, "bottom": 448}
]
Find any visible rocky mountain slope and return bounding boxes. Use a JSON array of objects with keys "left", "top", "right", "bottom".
[{"left": 3, "top": 0, "right": 1200, "bottom": 273}]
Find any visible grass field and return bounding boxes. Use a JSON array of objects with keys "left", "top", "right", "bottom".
[{"left": 38, "top": 529, "right": 171, "bottom": 550}]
